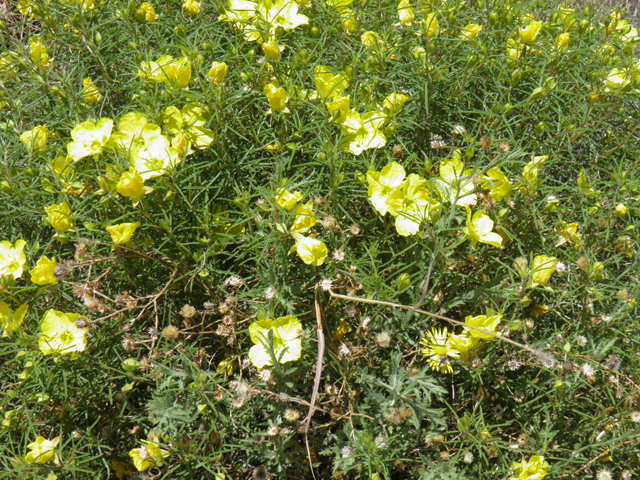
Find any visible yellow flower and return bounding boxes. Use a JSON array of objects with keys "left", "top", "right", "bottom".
[
  {"left": 106, "top": 222, "right": 141, "bottom": 245},
  {"left": 460, "top": 23, "right": 482, "bottom": 40},
  {"left": 262, "top": 36, "right": 282, "bottom": 60},
  {"left": 382, "top": 93, "right": 409, "bottom": 118},
  {"left": 45, "top": 202, "right": 74, "bottom": 232},
  {"left": 248, "top": 315, "right": 302, "bottom": 368},
  {"left": 39, "top": 309, "right": 87, "bottom": 356},
  {"left": 218, "top": 0, "right": 258, "bottom": 37},
  {"left": 333, "top": 319, "right": 352, "bottom": 341},
  {"left": 132, "top": 134, "right": 180, "bottom": 179},
  {"left": 0, "top": 302, "right": 28, "bottom": 337},
  {"left": 129, "top": 439, "right": 170, "bottom": 472},
  {"left": 136, "top": 2, "right": 158, "bottom": 22},
  {"left": 464, "top": 312, "right": 502, "bottom": 340},
  {"left": 603, "top": 68, "right": 631, "bottom": 92},
  {"left": 388, "top": 174, "right": 440, "bottom": 236},
  {"left": 0, "top": 51, "right": 20, "bottom": 79},
  {"left": 30, "top": 256, "right": 58, "bottom": 285},
  {"left": 615, "top": 203, "right": 627, "bottom": 217},
  {"left": 510, "top": 455, "right": 549, "bottom": 480},
  {"left": 25, "top": 436, "right": 61, "bottom": 465},
  {"left": 436, "top": 150, "right": 477, "bottom": 207},
  {"left": 423, "top": 13, "right": 440, "bottom": 38},
  {"left": 116, "top": 170, "right": 146, "bottom": 202},
  {"left": 366, "top": 161, "right": 406, "bottom": 216},
  {"left": 162, "top": 104, "right": 214, "bottom": 152},
  {"left": 291, "top": 201, "right": 317, "bottom": 233},
  {"left": 506, "top": 39, "right": 524, "bottom": 60},
  {"left": 420, "top": 327, "right": 459, "bottom": 373},
  {"left": 29, "top": 35, "right": 51, "bottom": 71},
  {"left": 275, "top": 188, "right": 303, "bottom": 211},
  {"left": 208, "top": 61, "right": 228, "bottom": 86},
  {"left": 556, "top": 32, "right": 570, "bottom": 50},
  {"left": 264, "top": 83, "right": 290, "bottom": 114},
  {"left": 314, "top": 65, "right": 349, "bottom": 101},
  {"left": 463, "top": 208, "right": 503, "bottom": 249},
  {"left": 397, "top": 0, "right": 414, "bottom": 25},
  {"left": 182, "top": 0, "right": 200, "bottom": 14},
  {"left": 81, "top": 77, "right": 102, "bottom": 105},
  {"left": 340, "top": 109, "right": 386, "bottom": 155},
  {"left": 67, "top": 118, "right": 114, "bottom": 161},
  {"left": 448, "top": 332, "right": 478, "bottom": 356},
  {"left": 481, "top": 167, "right": 511, "bottom": 201},
  {"left": 519, "top": 20, "right": 543, "bottom": 44},
  {"left": 0, "top": 239, "right": 27, "bottom": 280},
  {"left": 522, "top": 155, "right": 548, "bottom": 194},
  {"left": 257, "top": 0, "right": 309, "bottom": 35},
  {"left": 108, "top": 112, "right": 162, "bottom": 155},
  {"left": 138, "top": 55, "right": 192, "bottom": 88},
  {"left": 292, "top": 233, "right": 328, "bottom": 266},
  {"left": 217, "top": 358, "right": 234, "bottom": 376},
  {"left": 556, "top": 222, "right": 582, "bottom": 248},
  {"left": 17, "top": 0, "right": 39, "bottom": 17},
  {"left": 529, "top": 255, "right": 557, "bottom": 288},
  {"left": 20, "top": 125, "right": 48, "bottom": 155}
]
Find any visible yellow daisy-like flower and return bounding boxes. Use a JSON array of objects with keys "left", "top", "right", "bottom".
[
  {"left": 208, "top": 61, "right": 228, "bottom": 86},
  {"left": 45, "top": 202, "right": 74, "bottom": 232},
  {"left": 529, "top": 255, "right": 557, "bottom": 288},
  {"left": 509, "top": 455, "right": 549, "bottom": 480},
  {"left": 0, "top": 239, "right": 27, "bottom": 280},
  {"left": 248, "top": 315, "right": 302, "bottom": 368},
  {"left": 25, "top": 436, "right": 61, "bottom": 465},
  {"left": 67, "top": 118, "right": 114, "bottom": 161},
  {"left": 463, "top": 207, "right": 503, "bottom": 249},
  {"left": 162, "top": 104, "right": 214, "bottom": 152},
  {"left": 30, "top": 256, "right": 58, "bottom": 285},
  {"left": 339, "top": 109, "right": 386, "bottom": 156},
  {"left": 464, "top": 312, "right": 502, "bottom": 340},
  {"left": 81, "top": 77, "right": 102, "bottom": 105},
  {"left": 420, "top": 327, "right": 460, "bottom": 373},
  {"left": 0, "top": 302, "right": 28, "bottom": 337},
  {"left": 106, "top": 222, "right": 141, "bottom": 245},
  {"left": 20, "top": 125, "right": 48, "bottom": 155},
  {"left": 291, "top": 233, "right": 328, "bottom": 266},
  {"left": 38, "top": 309, "right": 87, "bottom": 356},
  {"left": 129, "top": 438, "right": 170, "bottom": 472}
]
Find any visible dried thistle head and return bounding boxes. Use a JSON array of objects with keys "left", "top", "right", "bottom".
[{"left": 162, "top": 325, "right": 180, "bottom": 341}]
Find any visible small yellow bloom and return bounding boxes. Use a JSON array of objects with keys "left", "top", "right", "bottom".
[
  {"left": 615, "top": 203, "right": 627, "bottom": 217},
  {"left": 208, "top": 61, "right": 228, "bottom": 86},
  {"left": 290, "top": 201, "right": 317, "bottom": 233},
  {"left": 116, "top": 170, "right": 146, "bottom": 202},
  {"left": 162, "top": 104, "right": 214, "bottom": 152},
  {"left": 29, "top": 35, "right": 51, "bottom": 71},
  {"left": 603, "top": 68, "right": 631, "bottom": 92},
  {"left": 556, "top": 32, "right": 570, "bottom": 50},
  {"left": 448, "top": 332, "right": 478, "bottom": 355},
  {"left": 382, "top": 93, "right": 409, "bottom": 118},
  {"left": 45, "top": 202, "right": 74, "bottom": 232},
  {"left": 556, "top": 222, "right": 582, "bottom": 248},
  {"left": 460, "top": 24, "right": 482, "bottom": 40},
  {"left": 264, "top": 83, "right": 290, "bottom": 114},
  {"left": 138, "top": 55, "right": 192, "bottom": 88},
  {"left": 388, "top": 173, "right": 440, "bottom": 236},
  {"left": 275, "top": 188, "right": 303, "bottom": 211},
  {"left": 333, "top": 318, "right": 352, "bottom": 341},
  {"left": 81, "top": 77, "right": 102, "bottom": 105},
  {"left": 31, "top": 256, "right": 58, "bottom": 285},
  {"left": 397, "top": 0, "right": 414, "bottom": 25},
  {"left": 481, "top": 167, "right": 511, "bottom": 202},
  {"left": 423, "top": 13, "right": 440, "bottom": 38},
  {"left": 136, "top": 2, "right": 158, "bottom": 22},
  {"left": 339, "top": 109, "right": 387, "bottom": 155},
  {"left": 0, "top": 239, "right": 27, "bottom": 280},
  {"left": 39, "top": 309, "right": 87, "bottom": 356},
  {"left": 519, "top": 20, "right": 543, "bottom": 44},
  {"left": 0, "top": 302, "right": 28, "bottom": 337},
  {"left": 67, "top": 118, "right": 114, "bottom": 161},
  {"left": 314, "top": 65, "right": 349, "bottom": 101},
  {"left": 529, "top": 255, "right": 557, "bottom": 288},
  {"left": 463, "top": 208, "right": 503, "bottom": 249},
  {"left": 129, "top": 439, "right": 170, "bottom": 472},
  {"left": 183, "top": 0, "right": 200, "bottom": 15},
  {"left": 106, "top": 222, "right": 141, "bottom": 245},
  {"left": 522, "top": 155, "right": 548, "bottom": 193},
  {"left": 506, "top": 38, "right": 524, "bottom": 60},
  {"left": 262, "top": 36, "right": 282, "bottom": 60},
  {"left": 436, "top": 150, "right": 477, "bottom": 207},
  {"left": 509, "top": 455, "right": 549, "bottom": 480},
  {"left": 292, "top": 233, "right": 328, "bottom": 266},
  {"left": 464, "top": 312, "right": 502, "bottom": 340},
  {"left": 25, "top": 436, "right": 61, "bottom": 465},
  {"left": 217, "top": 358, "right": 234, "bottom": 376},
  {"left": 366, "top": 162, "right": 406, "bottom": 216},
  {"left": 248, "top": 315, "right": 302, "bottom": 368},
  {"left": 20, "top": 125, "right": 48, "bottom": 155},
  {"left": 420, "top": 327, "right": 459, "bottom": 373}
]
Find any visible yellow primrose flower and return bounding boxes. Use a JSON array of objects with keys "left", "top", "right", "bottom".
[
  {"left": 162, "top": 104, "right": 214, "bottom": 152},
  {"left": 397, "top": 0, "right": 414, "bottom": 25},
  {"left": 132, "top": 135, "right": 180, "bottom": 179},
  {"left": 136, "top": 2, "right": 158, "bottom": 22},
  {"left": 388, "top": 174, "right": 440, "bottom": 236},
  {"left": 0, "top": 302, "right": 28, "bottom": 337},
  {"left": 340, "top": 109, "right": 386, "bottom": 155},
  {"left": 314, "top": 65, "right": 349, "bottom": 101},
  {"left": 248, "top": 315, "right": 302, "bottom": 368},
  {"left": 506, "top": 38, "right": 524, "bottom": 60},
  {"left": 464, "top": 312, "right": 502, "bottom": 340},
  {"left": 262, "top": 36, "right": 282, "bottom": 60},
  {"left": 67, "top": 118, "right": 114, "bottom": 161},
  {"left": 81, "top": 77, "right": 102, "bottom": 105},
  {"left": 275, "top": 188, "right": 303, "bottom": 211},
  {"left": 448, "top": 332, "right": 478, "bottom": 359},
  {"left": 603, "top": 68, "right": 631, "bottom": 92},
  {"left": 529, "top": 255, "right": 557, "bottom": 288},
  {"left": 30, "top": 256, "right": 58, "bottom": 285},
  {"left": 138, "top": 55, "right": 192, "bottom": 88},
  {"left": 333, "top": 319, "right": 352, "bottom": 341},
  {"left": 361, "top": 31, "right": 384, "bottom": 53},
  {"left": 60, "top": 0, "right": 96, "bottom": 11},
  {"left": 556, "top": 7, "right": 575, "bottom": 30},
  {"left": 257, "top": 0, "right": 309, "bottom": 35},
  {"left": 556, "top": 222, "right": 582, "bottom": 248},
  {"left": 218, "top": 0, "right": 258, "bottom": 37},
  {"left": 29, "top": 35, "right": 51, "bottom": 71},
  {"left": 217, "top": 358, "right": 234, "bottom": 376},
  {"left": 291, "top": 201, "right": 317, "bottom": 233},
  {"left": 25, "top": 436, "right": 61, "bottom": 465},
  {"left": 108, "top": 112, "right": 162, "bottom": 154},
  {"left": 423, "top": 13, "right": 440, "bottom": 38},
  {"left": 116, "top": 170, "right": 146, "bottom": 202},
  {"left": 45, "top": 202, "right": 74, "bottom": 232},
  {"left": 522, "top": 155, "right": 548, "bottom": 193},
  {"left": 106, "top": 222, "right": 141, "bottom": 245},
  {"left": 292, "top": 233, "right": 328, "bottom": 266},
  {"left": 208, "top": 61, "right": 228, "bottom": 86},
  {"left": 17, "top": 0, "right": 39, "bottom": 17},
  {"left": 509, "top": 455, "right": 549, "bottom": 480},
  {"left": 366, "top": 161, "right": 406, "bottom": 216},
  {"left": 519, "top": 20, "right": 543, "bottom": 44},
  {"left": 129, "top": 439, "right": 170, "bottom": 472},
  {"left": 463, "top": 207, "right": 503, "bottom": 249},
  {"left": 482, "top": 167, "right": 511, "bottom": 201},
  {"left": 436, "top": 150, "right": 477, "bottom": 207},
  {"left": 460, "top": 23, "right": 482, "bottom": 40},
  {"left": 382, "top": 93, "right": 409, "bottom": 118},
  {"left": 0, "top": 51, "right": 20, "bottom": 79},
  {"left": 20, "top": 125, "right": 48, "bottom": 155},
  {"left": 182, "top": 0, "right": 200, "bottom": 14},
  {"left": 39, "top": 309, "right": 87, "bottom": 356},
  {"left": 615, "top": 203, "right": 627, "bottom": 217},
  {"left": 0, "top": 239, "right": 27, "bottom": 280},
  {"left": 556, "top": 32, "right": 570, "bottom": 50},
  {"left": 326, "top": 95, "right": 350, "bottom": 122},
  {"left": 264, "top": 83, "right": 290, "bottom": 114},
  {"left": 420, "top": 327, "right": 459, "bottom": 374}
]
